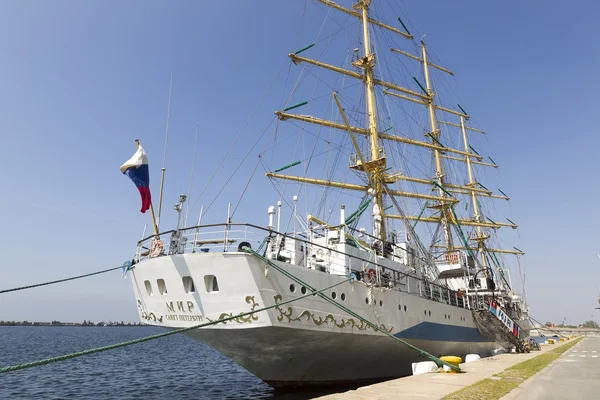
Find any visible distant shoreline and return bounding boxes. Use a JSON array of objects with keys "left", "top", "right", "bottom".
[{"left": 0, "top": 321, "right": 148, "bottom": 327}]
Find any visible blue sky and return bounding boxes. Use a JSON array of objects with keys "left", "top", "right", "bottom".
[{"left": 0, "top": 0, "right": 598, "bottom": 326}]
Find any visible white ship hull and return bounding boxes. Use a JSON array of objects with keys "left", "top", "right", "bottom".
[{"left": 131, "top": 251, "right": 500, "bottom": 387}]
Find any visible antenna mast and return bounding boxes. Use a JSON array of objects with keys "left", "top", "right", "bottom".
[
  {"left": 157, "top": 74, "right": 173, "bottom": 228},
  {"left": 185, "top": 122, "right": 199, "bottom": 227}
]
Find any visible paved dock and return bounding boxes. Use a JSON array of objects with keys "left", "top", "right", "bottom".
[
  {"left": 502, "top": 336, "right": 600, "bottom": 400},
  {"left": 315, "top": 339, "right": 576, "bottom": 400}
]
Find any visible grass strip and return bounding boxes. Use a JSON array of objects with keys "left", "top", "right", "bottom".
[{"left": 442, "top": 338, "right": 583, "bottom": 400}]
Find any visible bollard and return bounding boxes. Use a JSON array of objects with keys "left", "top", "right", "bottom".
[{"left": 440, "top": 356, "right": 462, "bottom": 373}]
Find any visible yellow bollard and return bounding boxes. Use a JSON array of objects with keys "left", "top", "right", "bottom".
[
  {"left": 440, "top": 356, "right": 462, "bottom": 373},
  {"left": 548, "top": 339, "right": 555, "bottom": 344}
]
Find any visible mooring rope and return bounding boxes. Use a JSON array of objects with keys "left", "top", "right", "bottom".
[
  {"left": 0, "top": 277, "right": 351, "bottom": 374},
  {"left": 243, "top": 247, "right": 461, "bottom": 372},
  {"left": 2, "top": 249, "right": 460, "bottom": 374},
  {"left": 0, "top": 266, "right": 125, "bottom": 295},
  {"left": 528, "top": 316, "right": 567, "bottom": 339}
]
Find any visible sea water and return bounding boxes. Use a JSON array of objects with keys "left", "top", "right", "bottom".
[{"left": 0, "top": 326, "right": 338, "bottom": 399}]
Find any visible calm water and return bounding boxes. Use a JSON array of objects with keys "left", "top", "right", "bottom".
[{"left": 0, "top": 326, "right": 347, "bottom": 400}]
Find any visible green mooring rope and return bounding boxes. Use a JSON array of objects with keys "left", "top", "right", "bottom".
[
  {"left": 0, "top": 277, "right": 352, "bottom": 374},
  {"left": 0, "top": 266, "right": 124, "bottom": 294},
  {"left": 243, "top": 248, "right": 461, "bottom": 372}
]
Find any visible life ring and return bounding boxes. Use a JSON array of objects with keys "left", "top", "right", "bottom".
[
  {"left": 316, "top": 248, "right": 324, "bottom": 260},
  {"left": 151, "top": 239, "right": 164, "bottom": 258},
  {"left": 365, "top": 266, "right": 377, "bottom": 284}
]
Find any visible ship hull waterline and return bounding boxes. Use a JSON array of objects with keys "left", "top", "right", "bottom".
[
  {"left": 185, "top": 326, "right": 495, "bottom": 388},
  {"left": 131, "top": 251, "right": 502, "bottom": 388}
]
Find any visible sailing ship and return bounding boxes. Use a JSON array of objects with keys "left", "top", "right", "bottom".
[{"left": 126, "top": 0, "right": 530, "bottom": 388}]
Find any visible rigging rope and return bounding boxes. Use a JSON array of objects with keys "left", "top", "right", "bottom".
[
  {"left": 187, "top": 51, "right": 292, "bottom": 216},
  {"left": 0, "top": 277, "right": 351, "bottom": 374},
  {"left": 528, "top": 316, "right": 567, "bottom": 339},
  {"left": 0, "top": 266, "right": 124, "bottom": 295},
  {"left": 383, "top": 185, "right": 439, "bottom": 281}
]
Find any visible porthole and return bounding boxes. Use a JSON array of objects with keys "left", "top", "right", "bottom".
[
  {"left": 398, "top": 304, "right": 402, "bottom": 311},
  {"left": 301, "top": 286, "right": 307, "bottom": 295},
  {"left": 290, "top": 284, "right": 296, "bottom": 293},
  {"left": 341, "top": 293, "right": 346, "bottom": 301},
  {"left": 429, "top": 311, "right": 431, "bottom": 316},
  {"left": 424, "top": 310, "right": 427, "bottom": 316},
  {"left": 379, "top": 300, "right": 383, "bottom": 307},
  {"left": 332, "top": 292, "right": 337, "bottom": 300},
  {"left": 365, "top": 297, "right": 370, "bottom": 305},
  {"left": 404, "top": 305, "right": 407, "bottom": 312}
]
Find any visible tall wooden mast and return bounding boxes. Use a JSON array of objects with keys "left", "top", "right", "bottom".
[
  {"left": 421, "top": 41, "right": 454, "bottom": 251},
  {"left": 354, "top": 0, "right": 386, "bottom": 243}
]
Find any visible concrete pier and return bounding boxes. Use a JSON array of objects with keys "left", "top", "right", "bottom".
[
  {"left": 502, "top": 336, "right": 600, "bottom": 399},
  {"left": 315, "top": 339, "right": 577, "bottom": 400}
]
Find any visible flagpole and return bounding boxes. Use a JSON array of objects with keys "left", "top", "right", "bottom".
[
  {"left": 136, "top": 139, "right": 160, "bottom": 236},
  {"left": 149, "top": 204, "right": 159, "bottom": 236}
]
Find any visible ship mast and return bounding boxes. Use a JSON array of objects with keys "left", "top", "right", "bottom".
[
  {"left": 268, "top": 0, "right": 525, "bottom": 258},
  {"left": 459, "top": 115, "right": 488, "bottom": 272},
  {"left": 421, "top": 41, "right": 454, "bottom": 251},
  {"left": 355, "top": 0, "right": 386, "bottom": 243},
  {"left": 385, "top": 41, "right": 526, "bottom": 260}
]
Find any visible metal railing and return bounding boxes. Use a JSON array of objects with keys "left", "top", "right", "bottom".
[
  {"left": 136, "top": 222, "right": 470, "bottom": 310},
  {"left": 136, "top": 224, "right": 263, "bottom": 262},
  {"left": 368, "top": 265, "right": 467, "bottom": 309}
]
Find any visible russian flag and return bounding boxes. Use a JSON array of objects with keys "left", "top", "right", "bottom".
[{"left": 120, "top": 145, "right": 151, "bottom": 213}]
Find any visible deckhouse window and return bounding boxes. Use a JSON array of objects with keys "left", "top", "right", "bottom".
[
  {"left": 204, "top": 275, "right": 219, "bottom": 293},
  {"left": 157, "top": 279, "right": 168, "bottom": 295},
  {"left": 144, "top": 280, "right": 153, "bottom": 296},
  {"left": 182, "top": 276, "right": 196, "bottom": 294}
]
